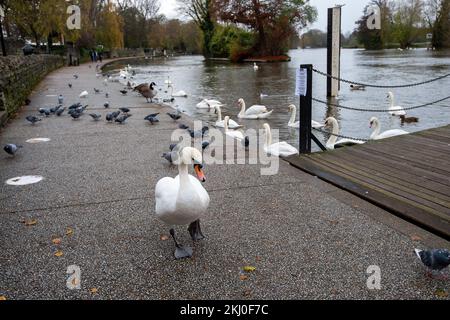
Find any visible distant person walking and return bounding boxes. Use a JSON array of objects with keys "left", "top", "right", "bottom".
[
  {"left": 89, "top": 50, "right": 94, "bottom": 63},
  {"left": 98, "top": 52, "right": 103, "bottom": 63}
]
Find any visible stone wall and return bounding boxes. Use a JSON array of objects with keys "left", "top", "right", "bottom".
[{"left": 0, "top": 55, "right": 64, "bottom": 125}]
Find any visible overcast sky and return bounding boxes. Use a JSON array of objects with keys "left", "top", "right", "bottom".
[{"left": 159, "top": 0, "right": 370, "bottom": 34}]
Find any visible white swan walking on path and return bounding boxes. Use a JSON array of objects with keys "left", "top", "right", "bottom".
[
  {"left": 263, "top": 123, "right": 299, "bottom": 157},
  {"left": 387, "top": 92, "right": 407, "bottom": 116},
  {"left": 237, "top": 98, "right": 272, "bottom": 119},
  {"left": 155, "top": 147, "right": 210, "bottom": 259},
  {"left": 324, "top": 117, "right": 366, "bottom": 150},
  {"left": 370, "top": 117, "right": 409, "bottom": 140},
  {"left": 287, "top": 105, "right": 324, "bottom": 129}
]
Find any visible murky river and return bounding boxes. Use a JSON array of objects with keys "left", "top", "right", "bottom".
[{"left": 106, "top": 48, "right": 450, "bottom": 151}]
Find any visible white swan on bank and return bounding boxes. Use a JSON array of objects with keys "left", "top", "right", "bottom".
[
  {"left": 215, "top": 106, "right": 242, "bottom": 129},
  {"left": 155, "top": 147, "right": 210, "bottom": 259},
  {"left": 223, "top": 116, "right": 245, "bottom": 141},
  {"left": 253, "top": 63, "right": 259, "bottom": 71},
  {"left": 263, "top": 123, "right": 299, "bottom": 157},
  {"left": 196, "top": 99, "right": 223, "bottom": 109},
  {"left": 287, "top": 105, "right": 324, "bottom": 129},
  {"left": 369, "top": 117, "right": 409, "bottom": 140},
  {"left": 387, "top": 92, "right": 407, "bottom": 116},
  {"left": 79, "top": 91, "right": 88, "bottom": 98},
  {"left": 324, "top": 117, "right": 366, "bottom": 150},
  {"left": 237, "top": 98, "right": 273, "bottom": 119}
]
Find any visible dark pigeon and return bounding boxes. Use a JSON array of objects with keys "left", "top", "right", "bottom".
[
  {"left": 4, "top": 144, "right": 22, "bottom": 156},
  {"left": 106, "top": 112, "right": 114, "bottom": 122},
  {"left": 415, "top": 249, "right": 450, "bottom": 272},
  {"left": 89, "top": 114, "right": 102, "bottom": 121},
  {"left": 69, "top": 103, "right": 82, "bottom": 110},
  {"left": 68, "top": 83, "right": 72, "bottom": 88},
  {"left": 115, "top": 114, "right": 131, "bottom": 124},
  {"left": 73, "top": 75, "right": 79, "bottom": 79},
  {"left": 120, "top": 90, "right": 128, "bottom": 95},
  {"left": 145, "top": 116, "right": 159, "bottom": 125},
  {"left": 104, "top": 102, "right": 110, "bottom": 109},
  {"left": 119, "top": 107, "right": 130, "bottom": 114},
  {"left": 243, "top": 136, "right": 250, "bottom": 148},
  {"left": 70, "top": 112, "right": 82, "bottom": 120},
  {"left": 202, "top": 141, "right": 210, "bottom": 150},
  {"left": 162, "top": 152, "right": 174, "bottom": 164},
  {"left": 94, "top": 88, "right": 101, "bottom": 94},
  {"left": 188, "top": 126, "right": 209, "bottom": 139},
  {"left": 178, "top": 124, "right": 189, "bottom": 130},
  {"left": 145, "top": 113, "right": 160, "bottom": 120},
  {"left": 56, "top": 107, "right": 66, "bottom": 116},
  {"left": 167, "top": 112, "right": 182, "bottom": 121},
  {"left": 26, "top": 116, "right": 41, "bottom": 124},
  {"left": 39, "top": 108, "right": 51, "bottom": 116}
]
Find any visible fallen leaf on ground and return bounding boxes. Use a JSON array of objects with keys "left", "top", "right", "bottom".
[
  {"left": 256, "top": 256, "right": 262, "bottom": 262},
  {"left": 160, "top": 234, "right": 169, "bottom": 241},
  {"left": 66, "top": 228, "right": 73, "bottom": 236},
  {"left": 239, "top": 275, "right": 248, "bottom": 281},
  {"left": 243, "top": 266, "right": 256, "bottom": 273},
  {"left": 411, "top": 235, "right": 423, "bottom": 241},
  {"left": 435, "top": 289, "right": 448, "bottom": 298},
  {"left": 23, "top": 219, "right": 38, "bottom": 226},
  {"left": 54, "top": 251, "right": 63, "bottom": 257},
  {"left": 0, "top": 296, "right": 6, "bottom": 300},
  {"left": 90, "top": 288, "right": 98, "bottom": 294},
  {"left": 52, "top": 238, "right": 62, "bottom": 245}
]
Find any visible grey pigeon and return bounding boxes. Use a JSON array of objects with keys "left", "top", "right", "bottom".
[
  {"left": 119, "top": 107, "right": 130, "bottom": 114},
  {"left": 94, "top": 88, "right": 101, "bottom": 94},
  {"left": 39, "top": 108, "right": 51, "bottom": 116},
  {"left": 105, "top": 93, "right": 109, "bottom": 98},
  {"left": 70, "top": 112, "right": 82, "bottom": 120},
  {"left": 69, "top": 103, "right": 82, "bottom": 110},
  {"left": 111, "top": 111, "right": 121, "bottom": 119},
  {"left": 56, "top": 107, "right": 66, "bottom": 116},
  {"left": 4, "top": 144, "right": 22, "bottom": 156},
  {"left": 145, "top": 116, "right": 159, "bottom": 125},
  {"left": 169, "top": 144, "right": 178, "bottom": 151},
  {"left": 162, "top": 152, "right": 174, "bottom": 164},
  {"left": 145, "top": 113, "right": 160, "bottom": 120},
  {"left": 50, "top": 106, "right": 60, "bottom": 114},
  {"left": 115, "top": 114, "right": 131, "bottom": 124},
  {"left": 178, "top": 124, "right": 189, "bottom": 130},
  {"left": 26, "top": 116, "right": 41, "bottom": 124},
  {"left": 68, "top": 83, "right": 72, "bottom": 88},
  {"left": 202, "top": 141, "right": 210, "bottom": 150},
  {"left": 120, "top": 90, "right": 127, "bottom": 95},
  {"left": 104, "top": 102, "right": 110, "bottom": 109},
  {"left": 163, "top": 98, "right": 175, "bottom": 103},
  {"left": 188, "top": 126, "right": 209, "bottom": 139},
  {"left": 167, "top": 112, "right": 182, "bottom": 121},
  {"left": 89, "top": 113, "right": 102, "bottom": 121},
  {"left": 73, "top": 75, "right": 79, "bottom": 79},
  {"left": 415, "top": 249, "right": 450, "bottom": 273},
  {"left": 106, "top": 112, "right": 114, "bottom": 122}
]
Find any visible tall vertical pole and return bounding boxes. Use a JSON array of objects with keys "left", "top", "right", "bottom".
[
  {"left": 327, "top": 6, "right": 342, "bottom": 97},
  {"left": 299, "top": 64, "right": 313, "bottom": 154}
]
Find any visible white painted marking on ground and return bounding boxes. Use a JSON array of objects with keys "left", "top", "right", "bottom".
[
  {"left": 6, "top": 176, "right": 44, "bottom": 186},
  {"left": 26, "top": 138, "right": 51, "bottom": 144}
]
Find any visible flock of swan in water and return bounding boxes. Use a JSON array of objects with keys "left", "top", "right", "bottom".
[{"left": 113, "top": 64, "right": 417, "bottom": 258}]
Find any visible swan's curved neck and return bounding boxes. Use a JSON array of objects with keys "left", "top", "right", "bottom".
[
  {"left": 389, "top": 94, "right": 395, "bottom": 107},
  {"left": 327, "top": 119, "right": 339, "bottom": 147},
  {"left": 239, "top": 101, "right": 246, "bottom": 116},
  {"left": 371, "top": 121, "right": 381, "bottom": 139},
  {"left": 289, "top": 106, "right": 297, "bottom": 125},
  {"left": 265, "top": 126, "right": 272, "bottom": 147},
  {"left": 224, "top": 118, "right": 229, "bottom": 132}
]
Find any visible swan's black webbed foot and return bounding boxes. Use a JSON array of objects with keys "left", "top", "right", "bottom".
[
  {"left": 188, "top": 220, "right": 205, "bottom": 241},
  {"left": 170, "top": 229, "right": 193, "bottom": 259}
]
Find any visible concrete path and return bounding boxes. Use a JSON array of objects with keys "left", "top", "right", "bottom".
[{"left": 0, "top": 60, "right": 448, "bottom": 300}]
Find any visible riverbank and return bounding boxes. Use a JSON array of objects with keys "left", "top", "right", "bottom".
[{"left": 0, "top": 60, "right": 449, "bottom": 300}]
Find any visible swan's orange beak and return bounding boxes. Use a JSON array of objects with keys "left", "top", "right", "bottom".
[{"left": 194, "top": 164, "right": 206, "bottom": 182}]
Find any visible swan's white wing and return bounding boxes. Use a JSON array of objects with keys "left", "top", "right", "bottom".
[
  {"left": 312, "top": 120, "right": 325, "bottom": 129},
  {"left": 288, "top": 121, "right": 300, "bottom": 128},
  {"left": 375, "top": 130, "right": 409, "bottom": 140},
  {"left": 389, "top": 106, "right": 406, "bottom": 116},
  {"left": 226, "top": 131, "right": 245, "bottom": 141},
  {"left": 334, "top": 139, "right": 366, "bottom": 148},
  {"left": 245, "top": 105, "right": 268, "bottom": 115},
  {"left": 196, "top": 101, "right": 210, "bottom": 109},
  {"left": 155, "top": 177, "right": 178, "bottom": 222},
  {"left": 266, "top": 142, "right": 298, "bottom": 157},
  {"left": 188, "top": 175, "right": 210, "bottom": 211}
]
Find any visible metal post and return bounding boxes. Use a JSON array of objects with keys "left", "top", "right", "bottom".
[
  {"left": 327, "top": 6, "right": 342, "bottom": 97},
  {"left": 0, "top": 17, "right": 6, "bottom": 56},
  {"left": 299, "top": 64, "right": 312, "bottom": 154}
]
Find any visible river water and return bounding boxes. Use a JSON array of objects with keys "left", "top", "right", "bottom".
[{"left": 106, "top": 48, "right": 450, "bottom": 151}]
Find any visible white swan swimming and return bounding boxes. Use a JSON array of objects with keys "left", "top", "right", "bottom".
[
  {"left": 253, "top": 63, "right": 259, "bottom": 71},
  {"left": 237, "top": 98, "right": 273, "bottom": 119},
  {"left": 287, "top": 105, "right": 324, "bottom": 129},
  {"left": 196, "top": 99, "right": 223, "bottom": 110},
  {"left": 155, "top": 147, "right": 210, "bottom": 259},
  {"left": 387, "top": 92, "right": 406, "bottom": 116},
  {"left": 263, "top": 123, "right": 299, "bottom": 157},
  {"left": 215, "top": 105, "right": 242, "bottom": 129},
  {"left": 324, "top": 117, "right": 366, "bottom": 150},
  {"left": 369, "top": 117, "right": 409, "bottom": 140},
  {"left": 223, "top": 116, "right": 245, "bottom": 141},
  {"left": 169, "top": 84, "right": 188, "bottom": 97}
]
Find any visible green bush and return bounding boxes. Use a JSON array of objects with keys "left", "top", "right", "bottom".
[{"left": 209, "top": 25, "right": 255, "bottom": 60}]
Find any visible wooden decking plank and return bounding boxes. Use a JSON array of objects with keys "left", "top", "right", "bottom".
[
  {"left": 287, "top": 155, "right": 450, "bottom": 238},
  {"left": 310, "top": 154, "right": 450, "bottom": 217},
  {"left": 319, "top": 149, "right": 450, "bottom": 203}
]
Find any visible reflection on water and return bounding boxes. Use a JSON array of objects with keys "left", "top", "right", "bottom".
[{"left": 106, "top": 49, "right": 450, "bottom": 151}]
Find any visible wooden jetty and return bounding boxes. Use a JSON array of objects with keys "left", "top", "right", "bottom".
[{"left": 287, "top": 125, "right": 450, "bottom": 239}]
